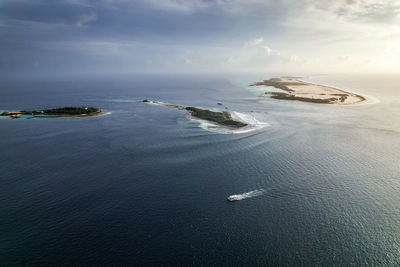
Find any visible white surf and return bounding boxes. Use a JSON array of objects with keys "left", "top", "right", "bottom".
[{"left": 191, "top": 111, "right": 268, "bottom": 134}]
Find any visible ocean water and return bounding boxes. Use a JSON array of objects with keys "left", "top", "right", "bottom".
[{"left": 0, "top": 73, "right": 400, "bottom": 265}]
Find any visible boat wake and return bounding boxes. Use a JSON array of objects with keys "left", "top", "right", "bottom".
[{"left": 227, "top": 189, "right": 265, "bottom": 202}]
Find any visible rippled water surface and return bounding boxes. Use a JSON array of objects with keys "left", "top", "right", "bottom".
[{"left": 0, "top": 73, "right": 400, "bottom": 265}]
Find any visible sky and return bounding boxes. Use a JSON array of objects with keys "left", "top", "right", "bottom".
[{"left": 1, "top": 0, "right": 400, "bottom": 75}]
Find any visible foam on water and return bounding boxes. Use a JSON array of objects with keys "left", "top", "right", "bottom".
[
  {"left": 227, "top": 189, "right": 266, "bottom": 202},
  {"left": 191, "top": 111, "right": 268, "bottom": 134},
  {"left": 348, "top": 93, "right": 380, "bottom": 106}
]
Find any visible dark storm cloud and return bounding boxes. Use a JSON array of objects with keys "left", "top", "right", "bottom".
[
  {"left": 0, "top": 0, "right": 245, "bottom": 74},
  {"left": 0, "top": 0, "right": 249, "bottom": 44},
  {"left": 0, "top": 0, "right": 95, "bottom": 25}
]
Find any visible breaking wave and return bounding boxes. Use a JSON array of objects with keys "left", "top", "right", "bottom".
[
  {"left": 227, "top": 189, "right": 265, "bottom": 202},
  {"left": 191, "top": 111, "right": 268, "bottom": 134}
]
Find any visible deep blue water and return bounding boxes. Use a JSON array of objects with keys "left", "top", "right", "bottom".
[{"left": 1, "top": 73, "right": 400, "bottom": 265}]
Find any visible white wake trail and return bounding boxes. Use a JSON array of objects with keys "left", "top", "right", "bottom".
[{"left": 227, "top": 189, "right": 265, "bottom": 202}]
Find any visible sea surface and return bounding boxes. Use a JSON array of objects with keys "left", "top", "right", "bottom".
[{"left": 0, "top": 73, "right": 400, "bottom": 265}]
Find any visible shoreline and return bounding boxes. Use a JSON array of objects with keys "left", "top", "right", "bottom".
[
  {"left": 188, "top": 112, "right": 267, "bottom": 134},
  {"left": 251, "top": 77, "right": 366, "bottom": 105},
  {"left": 27, "top": 111, "right": 111, "bottom": 119},
  {"left": 143, "top": 99, "right": 265, "bottom": 133},
  {"left": 300, "top": 78, "right": 380, "bottom": 106},
  {"left": 0, "top": 107, "right": 107, "bottom": 119}
]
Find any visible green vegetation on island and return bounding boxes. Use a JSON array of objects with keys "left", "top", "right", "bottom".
[
  {"left": 1, "top": 107, "right": 102, "bottom": 119},
  {"left": 268, "top": 92, "right": 338, "bottom": 104},
  {"left": 143, "top": 100, "right": 247, "bottom": 128},
  {"left": 250, "top": 78, "right": 296, "bottom": 92},
  {"left": 185, "top": 107, "right": 247, "bottom": 128}
]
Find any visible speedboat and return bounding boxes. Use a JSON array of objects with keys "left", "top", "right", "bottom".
[{"left": 227, "top": 195, "right": 240, "bottom": 202}]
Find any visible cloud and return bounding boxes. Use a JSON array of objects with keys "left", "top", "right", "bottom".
[
  {"left": 76, "top": 11, "right": 97, "bottom": 27},
  {"left": 262, "top": 46, "right": 271, "bottom": 56},
  {"left": 132, "top": 0, "right": 400, "bottom": 24},
  {"left": 184, "top": 58, "right": 193, "bottom": 64},
  {"left": 1, "top": 0, "right": 400, "bottom": 74},
  {"left": 131, "top": 0, "right": 285, "bottom": 16},
  {"left": 134, "top": 0, "right": 211, "bottom": 14},
  {"left": 337, "top": 55, "right": 350, "bottom": 62},
  {"left": 307, "top": 0, "right": 400, "bottom": 24},
  {"left": 244, "top": 37, "right": 264, "bottom": 47},
  {"left": 226, "top": 56, "right": 235, "bottom": 65}
]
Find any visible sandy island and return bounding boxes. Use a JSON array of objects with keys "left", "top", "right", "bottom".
[{"left": 251, "top": 77, "right": 365, "bottom": 105}]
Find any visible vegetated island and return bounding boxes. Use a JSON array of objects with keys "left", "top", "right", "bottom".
[
  {"left": 143, "top": 100, "right": 247, "bottom": 128},
  {"left": 1, "top": 107, "right": 103, "bottom": 119},
  {"left": 251, "top": 77, "right": 365, "bottom": 105}
]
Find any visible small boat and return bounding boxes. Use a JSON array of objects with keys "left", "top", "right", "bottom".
[{"left": 227, "top": 195, "right": 240, "bottom": 202}]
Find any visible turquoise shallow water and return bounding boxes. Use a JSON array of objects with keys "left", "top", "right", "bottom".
[{"left": 0, "top": 73, "right": 399, "bottom": 265}]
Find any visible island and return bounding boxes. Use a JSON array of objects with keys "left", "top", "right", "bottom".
[
  {"left": 251, "top": 77, "right": 365, "bottom": 105},
  {"left": 1, "top": 107, "right": 103, "bottom": 119},
  {"left": 143, "top": 100, "right": 247, "bottom": 128}
]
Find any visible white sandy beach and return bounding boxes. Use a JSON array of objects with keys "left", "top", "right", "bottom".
[
  {"left": 284, "top": 78, "right": 364, "bottom": 105},
  {"left": 254, "top": 78, "right": 366, "bottom": 105}
]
